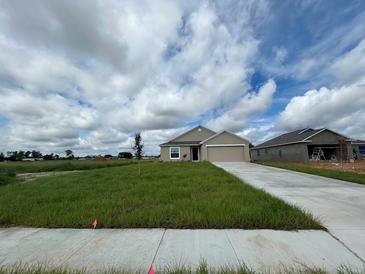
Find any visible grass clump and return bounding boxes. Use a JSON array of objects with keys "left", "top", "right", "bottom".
[
  {"left": 256, "top": 161, "right": 365, "bottom": 185},
  {"left": 0, "top": 171, "right": 16, "bottom": 186},
  {"left": 0, "top": 263, "right": 364, "bottom": 274},
  {"left": 0, "top": 161, "right": 321, "bottom": 229},
  {"left": 0, "top": 264, "right": 131, "bottom": 274}
]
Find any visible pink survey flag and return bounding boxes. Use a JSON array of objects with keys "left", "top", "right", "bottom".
[
  {"left": 148, "top": 264, "right": 155, "bottom": 274},
  {"left": 92, "top": 219, "right": 97, "bottom": 229}
]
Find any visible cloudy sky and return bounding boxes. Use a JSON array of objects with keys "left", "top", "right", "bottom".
[{"left": 0, "top": 0, "right": 365, "bottom": 156}]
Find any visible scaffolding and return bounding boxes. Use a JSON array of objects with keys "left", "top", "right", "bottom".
[
  {"left": 308, "top": 146, "right": 343, "bottom": 161},
  {"left": 311, "top": 147, "right": 325, "bottom": 161}
]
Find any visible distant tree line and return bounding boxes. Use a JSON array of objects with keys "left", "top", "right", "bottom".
[
  {"left": 1, "top": 150, "right": 45, "bottom": 161},
  {"left": 0, "top": 149, "right": 144, "bottom": 162},
  {"left": 0, "top": 150, "right": 74, "bottom": 162},
  {"left": 0, "top": 133, "right": 148, "bottom": 162}
]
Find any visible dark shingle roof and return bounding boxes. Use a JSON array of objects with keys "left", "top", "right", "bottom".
[
  {"left": 159, "top": 141, "right": 201, "bottom": 146},
  {"left": 350, "top": 139, "right": 365, "bottom": 144},
  {"left": 252, "top": 128, "right": 324, "bottom": 149}
]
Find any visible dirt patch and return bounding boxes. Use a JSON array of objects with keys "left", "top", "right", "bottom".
[
  {"left": 17, "top": 170, "right": 82, "bottom": 182},
  {"left": 285, "top": 160, "right": 365, "bottom": 174}
]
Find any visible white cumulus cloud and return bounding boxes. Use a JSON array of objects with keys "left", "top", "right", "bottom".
[
  {"left": 277, "top": 78, "right": 365, "bottom": 139},
  {"left": 0, "top": 0, "right": 269, "bottom": 155},
  {"left": 207, "top": 79, "right": 276, "bottom": 132}
]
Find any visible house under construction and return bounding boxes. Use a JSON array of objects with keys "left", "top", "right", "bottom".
[{"left": 250, "top": 128, "right": 365, "bottom": 162}]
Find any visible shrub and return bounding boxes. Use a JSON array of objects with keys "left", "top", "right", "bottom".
[{"left": 0, "top": 171, "right": 16, "bottom": 186}]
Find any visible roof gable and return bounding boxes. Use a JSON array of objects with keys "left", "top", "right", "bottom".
[
  {"left": 159, "top": 126, "right": 252, "bottom": 147},
  {"left": 201, "top": 130, "right": 249, "bottom": 144},
  {"left": 302, "top": 128, "right": 348, "bottom": 141},
  {"left": 172, "top": 125, "right": 216, "bottom": 142}
]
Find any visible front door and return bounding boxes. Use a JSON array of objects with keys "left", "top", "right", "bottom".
[{"left": 192, "top": 147, "right": 199, "bottom": 161}]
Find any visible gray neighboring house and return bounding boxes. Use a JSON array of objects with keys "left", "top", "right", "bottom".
[
  {"left": 160, "top": 125, "right": 250, "bottom": 162},
  {"left": 251, "top": 128, "right": 365, "bottom": 162}
]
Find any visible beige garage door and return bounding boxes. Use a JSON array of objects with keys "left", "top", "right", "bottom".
[{"left": 207, "top": 146, "right": 245, "bottom": 162}]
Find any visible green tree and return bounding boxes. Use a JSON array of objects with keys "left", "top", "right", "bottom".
[
  {"left": 43, "top": 153, "right": 54, "bottom": 160},
  {"left": 7, "top": 151, "right": 16, "bottom": 161},
  {"left": 65, "top": 149, "right": 74, "bottom": 159},
  {"left": 17, "top": 151, "right": 25, "bottom": 161},
  {"left": 118, "top": 152, "right": 133, "bottom": 159},
  {"left": 25, "top": 151, "right": 32, "bottom": 158},
  {"left": 133, "top": 133, "right": 143, "bottom": 160},
  {"left": 0, "top": 152, "right": 4, "bottom": 162},
  {"left": 32, "top": 150, "right": 42, "bottom": 158},
  {"left": 7, "top": 151, "right": 24, "bottom": 161}
]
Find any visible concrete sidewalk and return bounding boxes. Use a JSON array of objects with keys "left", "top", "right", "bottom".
[
  {"left": 214, "top": 162, "right": 365, "bottom": 263},
  {"left": 0, "top": 228, "right": 364, "bottom": 273}
]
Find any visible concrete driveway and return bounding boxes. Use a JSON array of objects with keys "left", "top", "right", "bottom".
[{"left": 214, "top": 162, "right": 365, "bottom": 262}]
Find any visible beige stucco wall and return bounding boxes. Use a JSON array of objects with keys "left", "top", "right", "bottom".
[
  {"left": 173, "top": 126, "right": 215, "bottom": 142},
  {"left": 160, "top": 146, "right": 191, "bottom": 162},
  {"left": 201, "top": 132, "right": 250, "bottom": 162}
]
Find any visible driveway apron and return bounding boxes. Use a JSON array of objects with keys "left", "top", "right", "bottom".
[{"left": 214, "top": 162, "right": 365, "bottom": 262}]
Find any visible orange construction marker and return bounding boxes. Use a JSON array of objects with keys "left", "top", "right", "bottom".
[{"left": 92, "top": 219, "right": 97, "bottom": 229}]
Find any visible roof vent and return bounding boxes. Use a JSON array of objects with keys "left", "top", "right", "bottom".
[{"left": 198, "top": 127, "right": 202, "bottom": 132}]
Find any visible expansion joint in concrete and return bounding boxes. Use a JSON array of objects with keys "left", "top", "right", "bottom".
[
  {"left": 150, "top": 228, "right": 167, "bottom": 268},
  {"left": 225, "top": 230, "right": 246, "bottom": 268},
  {"left": 327, "top": 231, "right": 365, "bottom": 264},
  {"left": 61, "top": 231, "right": 108, "bottom": 265}
]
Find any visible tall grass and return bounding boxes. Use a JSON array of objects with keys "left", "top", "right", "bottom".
[
  {"left": 0, "top": 160, "right": 138, "bottom": 174},
  {"left": 0, "top": 170, "right": 16, "bottom": 186},
  {"left": 0, "top": 161, "right": 322, "bottom": 229}
]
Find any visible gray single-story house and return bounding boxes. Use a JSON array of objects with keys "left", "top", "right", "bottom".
[
  {"left": 250, "top": 128, "right": 365, "bottom": 162},
  {"left": 160, "top": 125, "right": 250, "bottom": 162}
]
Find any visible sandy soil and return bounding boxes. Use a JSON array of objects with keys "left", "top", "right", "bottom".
[{"left": 17, "top": 170, "right": 82, "bottom": 181}]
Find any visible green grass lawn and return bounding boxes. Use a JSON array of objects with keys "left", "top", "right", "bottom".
[
  {"left": 0, "top": 160, "right": 137, "bottom": 186},
  {"left": 0, "top": 159, "right": 137, "bottom": 174},
  {"left": 256, "top": 161, "right": 365, "bottom": 185},
  {"left": 0, "top": 161, "right": 321, "bottom": 229}
]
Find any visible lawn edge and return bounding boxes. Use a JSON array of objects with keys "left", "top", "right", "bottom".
[
  {"left": 210, "top": 162, "right": 325, "bottom": 231},
  {"left": 254, "top": 161, "right": 365, "bottom": 186}
]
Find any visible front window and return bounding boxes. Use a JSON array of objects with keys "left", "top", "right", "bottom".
[{"left": 170, "top": 147, "right": 180, "bottom": 159}]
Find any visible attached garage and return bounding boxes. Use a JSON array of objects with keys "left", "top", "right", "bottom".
[
  {"left": 207, "top": 145, "right": 245, "bottom": 162},
  {"left": 201, "top": 131, "right": 251, "bottom": 162}
]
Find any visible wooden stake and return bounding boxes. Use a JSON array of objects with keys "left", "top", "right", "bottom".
[{"left": 138, "top": 160, "right": 141, "bottom": 176}]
